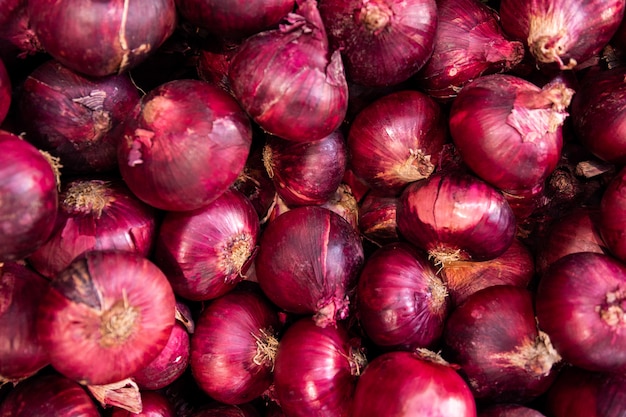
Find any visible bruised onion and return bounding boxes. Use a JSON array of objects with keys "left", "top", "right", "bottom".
[
  {"left": 118, "top": 79, "right": 252, "bottom": 212},
  {"left": 0, "top": 58, "right": 9, "bottom": 125},
  {"left": 110, "top": 390, "right": 176, "bottom": 417},
  {"left": 599, "top": 166, "right": 626, "bottom": 263},
  {"left": 37, "top": 250, "right": 176, "bottom": 385},
  {"left": 228, "top": 0, "right": 348, "bottom": 142}
]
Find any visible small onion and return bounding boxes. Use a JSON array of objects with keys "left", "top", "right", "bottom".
[
  {"left": 0, "top": 58, "right": 9, "bottom": 125},
  {"left": 110, "top": 390, "right": 176, "bottom": 417},
  {"left": 599, "top": 166, "right": 626, "bottom": 263}
]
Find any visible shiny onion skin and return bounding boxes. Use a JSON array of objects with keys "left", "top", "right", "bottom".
[
  {"left": 356, "top": 242, "right": 450, "bottom": 350},
  {"left": 190, "top": 287, "right": 280, "bottom": 405},
  {"left": 27, "top": 0, "right": 177, "bottom": 77},
  {"left": 273, "top": 317, "right": 363, "bottom": 417},
  {"left": 416, "top": 0, "right": 525, "bottom": 101},
  {"left": 154, "top": 188, "right": 260, "bottom": 301},
  {"left": 228, "top": 0, "right": 348, "bottom": 143},
  {"left": 263, "top": 130, "right": 347, "bottom": 207},
  {"left": 36, "top": 250, "right": 176, "bottom": 385},
  {"left": 110, "top": 390, "right": 176, "bottom": 417},
  {"left": 536, "top": 252, "right": 626, "bottom": 372},
  {"left": 443, "top": 285, "right": 561, "bottom": 403},
  {"left": 499, "top": 0, "right": 625, "bottom": 70},
  {"left": 18, "top": 60, "right": 140, "bottom": 173},
  {"left": 0, "top": 58, "right": 9, "bottom": 125},
  {"left": 318, "top": 0, "right": 438, "bottom": 87},
  {"left": 478, "top": 404, "right": 546, "bottom": 417},
  {"left": 0, "top": 262, "right": 49, "bottom": 383},
  {"left": 0, "top": 373, "right": 100, "bottom": 417},
  {"left": 28, "top": 178, "right": 158, "bottom": 280},
  {"left": 352, "top": 350, "right": 477, "bottom": 417},
  {"left": 397, "top": 171, "right": 516, "bottom": 265},
  {"left": 0, "top": 131, "right": 58, "bottom": 262},
  {"left": 358, "top": 193, "right": 399, "bottom": 246},
  {"left": 347, "top": 90, "right": 447, "bottom": 195},
  {"left": 449, "top": 74, "right": 573, "bottom": 193},
  {"left": 599, "top": 167, "right": 626, "bottom": 263},
  {"left": 255, "top": 206, "right": 364, "bottom": 327},
  {"left": 118, "top": 79, "right": 252, "bottom": 212}
]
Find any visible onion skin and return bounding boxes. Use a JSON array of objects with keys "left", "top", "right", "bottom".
[
  {"left": 27, "top": 0, "right": 177, "bottom": 77},
  {"left": 118, "top": 79, "right": 252, "bottom": 212},
  {"left": 233, "top": 143, "right": 278, "bottom": 221},
  {"left": 37, "top": 250, "right": 176, "bottom": 386},
  {"left": 599, "top": 166, "right": 626, "bottom": 263},
  {"left": 499, "top": 0, "right": 625, "bottom": 70},
  {"left": 110, "top": 390, "right": 176, "bottom": 417},
  {"left": 352, "top": 350, "right": 477, "bottom": 417},
  {"left": 478, "top": 404, "right": 546, "bottom": 417},
  {"left": 318, "top": 0, "right": 438, "bottom": 87},
  {"left": 536, "top": 252, "right": 626, "bottom": 373},
  {"left": 347, "top": 90, "right": 447, "bottom": 195},
  {"left": 255, "top": 206, "right": 364, "bottom": 327},
  {"left": 228, "top": 0, "right": 348, "bottom": 142},
  {"left": 358, "top": 193, "right": 399, "bottom": 246},
  {"left": 0, "top": 58, "right": 9, "bottom": 125}
]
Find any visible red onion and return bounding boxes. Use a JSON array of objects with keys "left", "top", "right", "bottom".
[
  {"left": 599, "top": 166, "right": 626, "bottom": 263},
  {"left": 536, "top": 252, "right": 626, "bottom": 372},
  {"left": 449, "top": 74, "right": 573, "bottom": 193},
  {"left": 358, "top": 193, "right": 399, "bottom": 246},
  {"left": 255, "top": 205, "right": 364, "bottom": 327},
  {"left": 154, "top": 188, "right": 260, "bottom": 301},
  {"left": 0, "top": 262, "right": 49, "bottom": 383},
  {"left": 0, "top": 130, "right": 59, "bottom": 262},
  {"left": 27, "top": 0, "right": 177, "bottom": 77},
  {"left": 190, "top": 286, "right": 280, "bottom": 405},
  {"left": 110, "top": 390, "right": 176, "bottom": 417},
  {"left": 118, "top": 79, "right": 252, "bottom": 212},
  {"left": 227, "top": 0, "right": 348, "bottom": 142},
  {"left": 18, "top": 60, "right": 140, "bottom": 173},
  {"left": 273, "top": 317, "right": 364, "bottom": 417},
  {"left": 36, "top": 250, "right": 176, "bottom": 385},
  {"left": 318, "top": 0, "right": 438, "bottom": 87},
  {"left": 0, "top": 58, "right": 9, "bottom": 125},
  {"left": 347, "top": 90, "right": 447, "bottom": 195},
  {"left": 478, "top": 404, "right": 546, "bottom": 417},
  {"left": 27, "top": 178, "right": 158, "bottom": 279},
  {"left": 397, "top": 171, "right": 517, "bottom": 266},
  {"left": 0, "top": 373, "right": 100, "bottom": 417},
  {"left": 263, "top": 130, "right": 347, "bottom": 206},
  {"left": 352, "top": 350, "right": 477, "bottom": 417},
  {"left": 416, "top": 0, "right": 525, "bottom": 101},
  {"left": 356, "top": 242, "right": 450, "bottom": 350},
  {"left": 499, "top": 0, "right": 625, "bottom": 70}
]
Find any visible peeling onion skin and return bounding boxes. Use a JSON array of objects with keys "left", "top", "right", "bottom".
[
  {"left": 499, "top": 0, "right": 625, "bottom": 70},
  {"left": 0, "top": 58, "right": 9, "bottom": 125},
  {"left": 26, "top": 0, "right": 177, "bottom": 77},
  {"left": 599, "top": 167, "right": 626, "bottom": 263}
]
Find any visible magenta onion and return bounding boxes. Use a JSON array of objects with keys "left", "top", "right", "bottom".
[
  {"left": 154, "top": 188, "right": 260, "bottom": 301},
  {"left": 110, "top": 390, "right": 176, "bottom": 417},
  {"left": 478, "top": 404, "right": 546, "bottom": 417},
  {"left": 397, "top": 171, "right": 516, "bottom": 265},
  {"left": 416, "top": 0, "right": 525, "bottom": 100},
  {"left": 27, "top": 0, "right": 177, "bottom": 77},
  {"left": 536, "top": 252, "right": 626, "bottom": 372},
  {"left": 318, "top": 0, "right": 438, "bottom": 87},
  {"left": 499, "top": 0, "right": 625, "bottom": 70},
  {"left": 18, "top": 60, "right": 140, "bottom": 173},
  {"left": 0, "top": 130, "right": 58, "bottom": 262},
  {"left": 273, "top": 317, "right": 364, "bottom": 417},
  {"left": 0, "top": 262, "right": 49, "bottom": 383},
  {"left": 358, "top": 193, "right": 399, "bottom": 246},
  {"left": 443, "top": 285, "right": 561, "bottom": 403},
  {"left": 37, "top": 250, "right": 176, "bottom": 385},
  {"left": 228, "top": 0, "right": 348, "bottom": 142},
  {"left": 0, "top": 58, "right": 9, "bottom": 125},
  {"left": 347, "top": 90, "right": 447, "bottom": 195},
  {"left": 599, "top": 167, "right": 626, "bottom": 263},
  {"left": 118, "top": 79, "right": 252, "bottom": 212},
  {"left": 255, "top": 205, "right": 364, "bottom": 327},
  {"left": 356, "top": 242, "right": 450, "bottom": 350},
  {"left": 190, "top": 286, "right": 280, "bottom": 405},
  {"left": 449, "top": 74, "right": 573, "bottom": 193},
  {"left": 0, "top": 373, "right": 100, "bottom": 417},
  {"left": 28, "top": 178, "right": 158, "bottom": 279},
  {"left": 352, "top": 350, "right": 477, "bottom": 417}
]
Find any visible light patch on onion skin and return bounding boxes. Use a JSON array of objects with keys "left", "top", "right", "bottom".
[
  {"left": 527, "top": 10, "right": 576, "bottom": 69},
  {"left": 596, "top": 288, "right": 626, "bottom": 327},
  {"left": 99, "top": 293, "right": 140, "bottom": 348},
  {"left": 489, "top": 330, "right": 561, "bottom": 377},
  {"left": 385, "top": 148, "right": 435, "bottom": 184},
  {"left": 359, "top": 2, "right": 392, "bottom": 34},
  {"left": 116, "top": 0, "right": 151, "bottom": 74}
]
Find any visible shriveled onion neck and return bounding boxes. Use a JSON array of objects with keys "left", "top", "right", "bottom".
[
  {"left": 100, "top": 295, "right": 140, "bottom": 348},
  {"left": 528, "top": 15, "right": 575, "bottom": 69},
  {"left": 491, "top": 330, "right": 561, "bottom": 376},
  {"left": 63, "top": 180, "right": 113, "bottom": 218},
  {"left": 597, "top": 288, "right": 626, "bottom": 327},
  {"left": 220, "top": 234, "right": 255, "bottom": 281},
  {"left": 252, "top": 328, "right": 279, "bottom": 370},
  {"left": 390, "top": 148, "right": 434, "bottom": 184},
  {"left": 358, "top": 1, "right": 393, "bottom": 34}
]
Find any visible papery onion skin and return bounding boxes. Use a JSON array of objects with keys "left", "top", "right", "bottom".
[
  {"left": 352, "top": 350, "right": 477, "bottom": 417},
  {"left": 37, "top": 250, "right": 176, "bottom": 386},
  {"left": 356, "top": 242, "right": 450, "bottom": 350},
  {"left": 347, "top": 90, "right": 447, "bottom": 195},
  {"left": 0, "top": 58, "right": 9, "bottom": 125},
  {"left": 416, "top": 0, "right": 525, "bottom": 101},
  {"left": 28, "top": 178, "right": 158, "bottom": 279},
  {"left": 319, "top": 0, "right": 438, "bottom": 87},
  {"left": 499, "top": 0, "right": 625, "bottom": 70},
  {"left": 449, "top": 74, "right": 573, "bottom": 193},
  {"left": 255, "top": 205, "right": 364, "bottom": 327},
  {"left": 599, "top": 166, "right": 626, "bottom": 263},
  {"left": 118, "top": 79, "right": 252, "bottom": 212},
  {"left": 228, "top": 0, "right": 348, "bottom": 142},
  {"left": 27, "top": 0, "right": 177, "bottom": 77},
  {"left": 536, "top": 252, "right": 626, "bottom": 372},
  {"left": 478, "top": 404, "right": 547, "bottom": 417},
  {"left": 18, "top": 60, "right": 140, "bottom": 173},
  {"left": 110, "top": 390, "right": 176, "bottom": 417}
]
